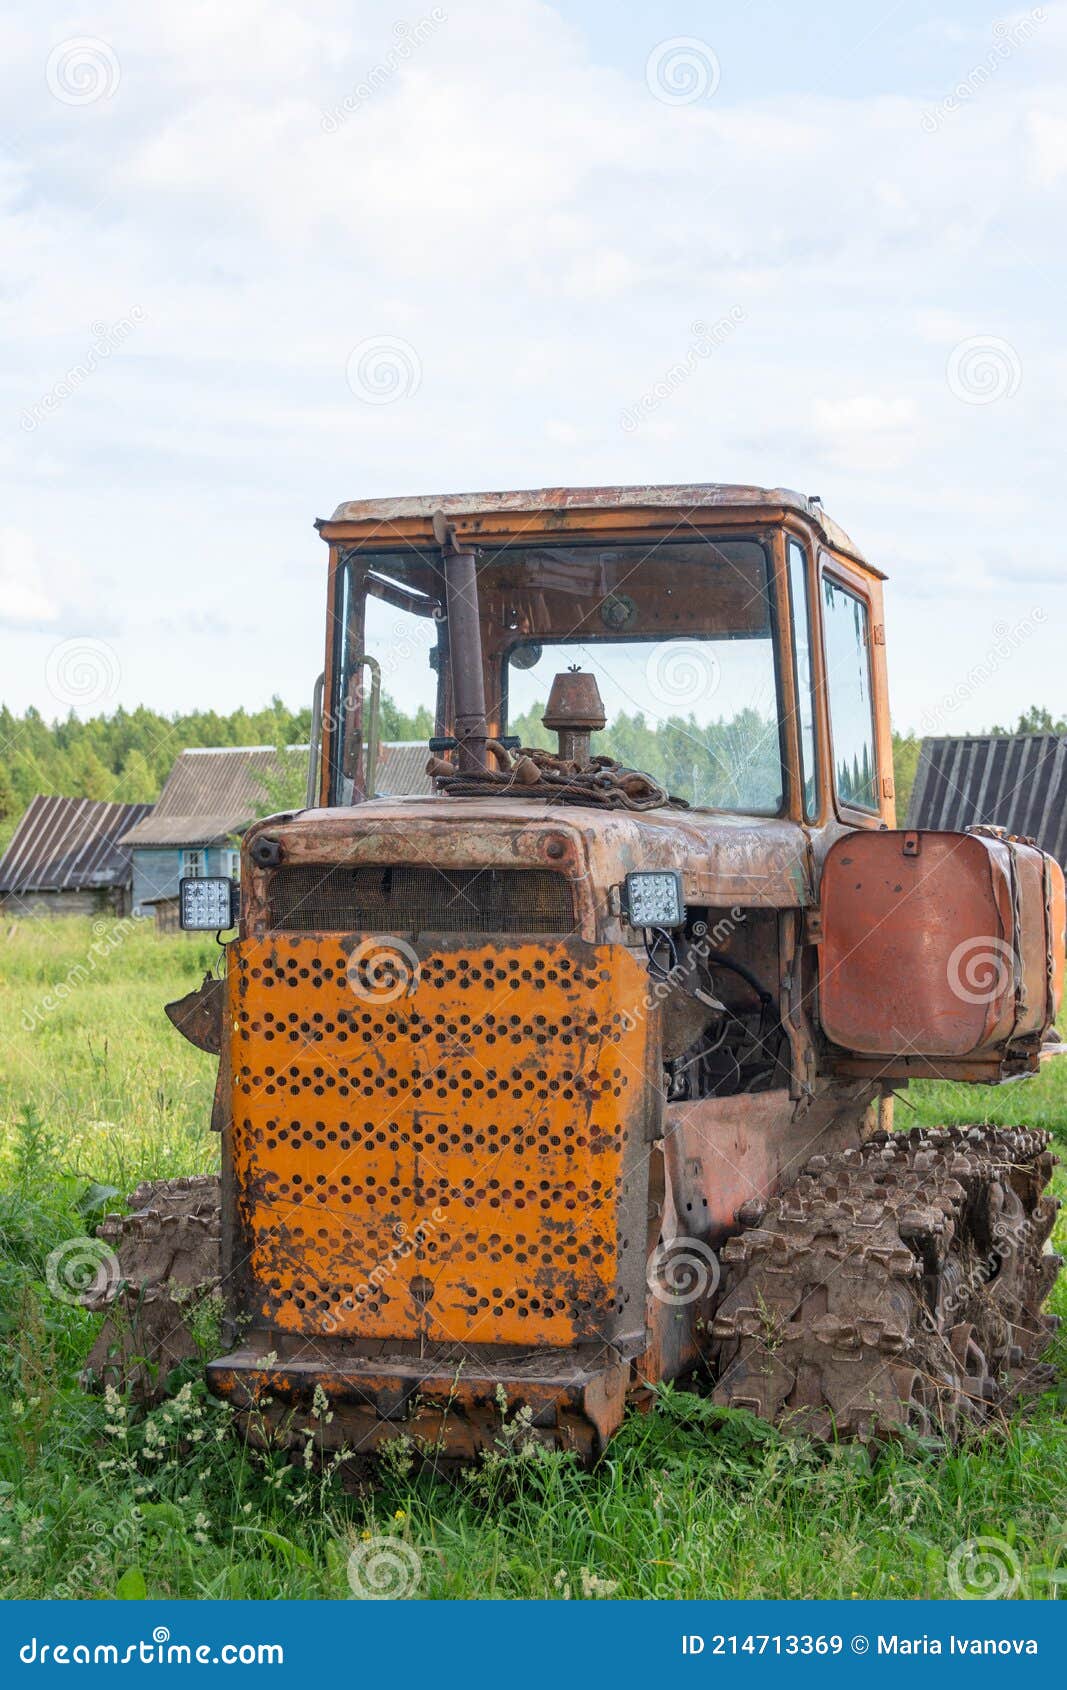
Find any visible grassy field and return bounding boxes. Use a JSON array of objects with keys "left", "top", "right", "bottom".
[{"left": 1, "top": 915, "right": 1065, "bottom": 1601}]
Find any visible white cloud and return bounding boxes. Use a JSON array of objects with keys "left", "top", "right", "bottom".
[
  {"left": 0, "top": 0, "right": 1063, "bottom": 729},
  {"left": 811, "top": 396, "right": 921, "bottom": 472},
  {"left": 0, "top": 528, "right": 60, "bottom": 627},
  {"left": 1027, "top": 109, "right": 1067, "bottom": 185}
]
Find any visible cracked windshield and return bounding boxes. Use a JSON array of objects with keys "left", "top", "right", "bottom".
[
  {"left": 501, "top": 538, "right": 782, "bottom": 812},
  {"left": 357, "top": 536, "right": 782, "bottom": 812}
]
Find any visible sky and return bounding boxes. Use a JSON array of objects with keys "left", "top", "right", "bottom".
[{"left": 1, "top": 0, "right": 1064, "bottom": 736}]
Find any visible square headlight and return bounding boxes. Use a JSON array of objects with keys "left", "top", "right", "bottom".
[
  {"left": 623, "top": 869, "right": 685, "bottom": 929},
  {"left": 179, "top": 876, "right": 237, "bottom": 931}
]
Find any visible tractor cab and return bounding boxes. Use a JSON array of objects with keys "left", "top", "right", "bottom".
[{"left": 314, "top": 483, "right": 889, "bottom": 831}]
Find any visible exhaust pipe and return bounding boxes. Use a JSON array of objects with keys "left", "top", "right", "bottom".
[{"left": 435, "top": 513, "right": 488, "bottom": 773}]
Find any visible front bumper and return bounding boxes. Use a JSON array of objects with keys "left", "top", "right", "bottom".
[{"left": 206, "top": 1332, "right": 632, "bottom": 1461}]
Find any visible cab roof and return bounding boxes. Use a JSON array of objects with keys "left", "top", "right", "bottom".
[{"left": 317, "top": 482, "right": 875, "bottom": 573}]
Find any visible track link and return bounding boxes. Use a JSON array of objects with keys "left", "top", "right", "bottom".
[
  {"left": 710, "top": 1126, "right": 1062, "bottom": 1439},
  {"left": 82, "top": 1175, "right": 222, "bottom": 1401}
]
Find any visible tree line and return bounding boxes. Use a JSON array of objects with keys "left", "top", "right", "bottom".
[{"left": 0, "top": 697, "right": 1061, "bottom": 853}]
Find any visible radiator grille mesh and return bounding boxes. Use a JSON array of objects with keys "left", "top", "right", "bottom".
[{"left": 268, "top": 864, "right": 574, "bottom": 934}]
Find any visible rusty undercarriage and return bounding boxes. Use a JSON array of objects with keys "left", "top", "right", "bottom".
[{"left": 84, "top": 484, "right": 1066, "bottom": 1464}]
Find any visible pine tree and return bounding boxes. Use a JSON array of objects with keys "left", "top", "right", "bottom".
[{"left": 118, "top": 749, "right": 158, "bottom": 803}]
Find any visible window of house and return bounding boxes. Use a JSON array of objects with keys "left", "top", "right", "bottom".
[
  {"left": 181, "top": 848, "right": 205, "bottom": 879},
  {"left": 787, "top": 540, "right": 819, "bottom": 819},
  {"left": 822, "top": 573, "right": 878, "bottom": 812}
]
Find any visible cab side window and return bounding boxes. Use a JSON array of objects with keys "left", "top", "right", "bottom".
[
  {"left": 822, "top": 572, "right": 878, "bottom": 812},
  {"left": 787, "top": 540, "right": 819, "bottom": 819}
]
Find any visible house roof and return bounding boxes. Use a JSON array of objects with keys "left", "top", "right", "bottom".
[
  {"left": 120, "top": 746, "right": 309, "bottom": 848},
  {"left": 375, "top": 741, "right": 434, "bottom": 798},
  {"left": 119, "top": 741, "right": 433, "bottom": 847},
  {"left": 906, "top": 734, "right": 1067, "bottom": 868},
  {"left": 0, "top": 795, "right": 153, "bottom": 894}
]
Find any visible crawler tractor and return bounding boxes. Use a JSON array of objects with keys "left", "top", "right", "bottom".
[{"left": 88, "top": 485, "right": 1066, "bottom": 1459}]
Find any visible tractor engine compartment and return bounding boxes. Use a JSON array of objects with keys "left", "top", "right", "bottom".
[{"left": 655, "top": 909, "right": 788, "bottom": 1101}]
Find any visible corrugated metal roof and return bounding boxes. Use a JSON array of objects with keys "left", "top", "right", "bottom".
[
  {"left": 375, "top": 741, "right": 434, "bottom": 797},
  {"left": 120, "top": 747, "right": 310, "bottom": 847},
  {"left": 319, "top": 483, "right": 872, "bottom": 571},
  {"left": 0, "top": 795, "right": 153, "bottom": 893},
  {"left": 906, "top": 735, "right": 1067, "bottom": 867},
  {"left": 119, "top": 741, "right": 433, "bottom": 846}
]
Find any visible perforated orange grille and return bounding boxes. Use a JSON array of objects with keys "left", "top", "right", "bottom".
[{"left": 229, "top": 936, "right": 649, "bottom": 1345}]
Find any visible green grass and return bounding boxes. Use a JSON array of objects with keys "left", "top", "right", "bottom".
[{"left": 1, "top": 916, "right": 1065, "bottom": 1601}]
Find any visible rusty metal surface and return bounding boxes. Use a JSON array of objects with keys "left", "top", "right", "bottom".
[
  {"left": 242, "top": 804, "right": 819, "bottom": 923},
  {"left": 266, "top": 863, "right": 575, "bottom": 934},
  {"left": 441, "top": 544, "right": 489, "bottom": 773},
  {"left": 662, "top": 1083, "right": 879, "bottom": 1249},
  {"left": 208, "top": 1337, "right": 631, "bottom": 1461},
  {"left": 164, "top": 971, "right": 225, "bottom": 1054},
  {"left": 228, "top": 934, "right": 655, "bottom": 1349},
  {"left": 542, "top": 668, "right": 607, "bottom": 765},
  {"left": 319, "top": 483, "right": 874, "bottom": 572},
  {"left": 433, "top": 750, "right": 688, "bottom": 811},
  {"left": 819, "top": 828, "right": 1064, "bottom": 1066},
  {"left": 542, "top": 669, "right": 607, "bottom": 732}
]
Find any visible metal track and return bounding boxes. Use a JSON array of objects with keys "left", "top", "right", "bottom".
[
  {"left": 82, "top": 1175, "right": 222, "bottom": 1401},
  {"left": 710, "top": 1126, "right": 1061, "bottom": 1439},
  {"left": 82, "top": 1128, "right": 1062, "bottom": 1443}
]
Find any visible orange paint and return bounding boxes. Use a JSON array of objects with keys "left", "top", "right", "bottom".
[{"left": 230, "top": 935, "right": 652, "bottom": 1347}]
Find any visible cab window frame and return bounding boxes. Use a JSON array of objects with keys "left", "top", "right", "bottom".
[
  {"left": 785, "top": 536, "right": 820, "bottom": 823},
  {"left": 819, "top": 555, "right": 880, "bottom": 819}
]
